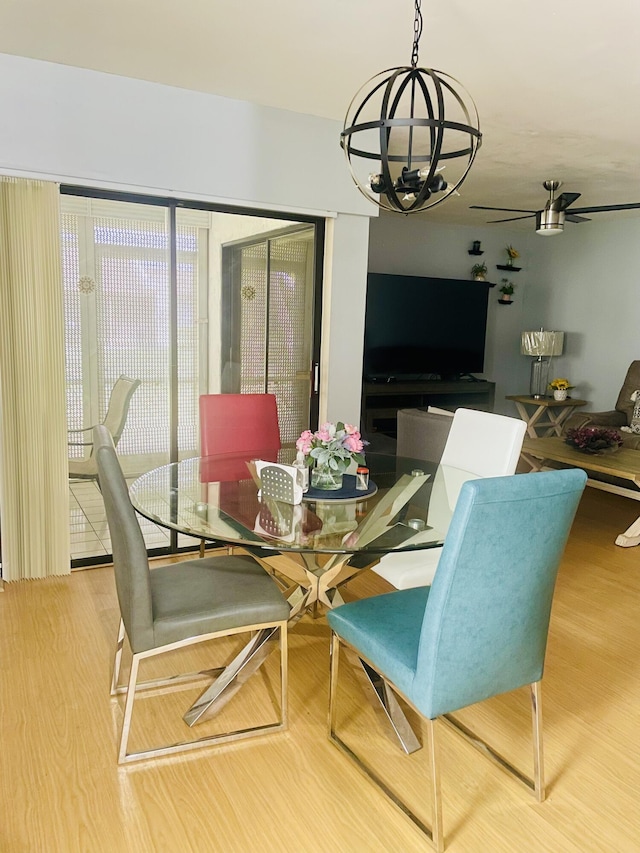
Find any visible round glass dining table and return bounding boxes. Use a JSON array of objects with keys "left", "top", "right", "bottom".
[{"left": 129, "top": 450, "right": 476, "bottom": 615}]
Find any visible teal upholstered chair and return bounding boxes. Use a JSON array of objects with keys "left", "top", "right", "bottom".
[
  {"left": 94, "top": 425, "right": 290, "bottom": 764},
  {"left": 327, "top": 468, "right": 586, "bottom": 851}
]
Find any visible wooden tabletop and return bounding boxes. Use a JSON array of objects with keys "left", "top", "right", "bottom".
[
  {"left": 522, "top": 436, "right": 640, "bottom": 483},
  {"left": 506, "top": 395, "right": 588, "bottom": 408}
]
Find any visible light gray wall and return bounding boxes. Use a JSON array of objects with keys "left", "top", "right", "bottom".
[
  {"left": 525, "top": 216, "right": 640, "bottom": 412},
  {"left": 0, "top": 52, "right": 373, "bottom": 427}
]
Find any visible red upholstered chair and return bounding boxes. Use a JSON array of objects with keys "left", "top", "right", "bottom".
[
  {"left": 198, "top": 394, "right": 282, "bottom": 555},
  {"left": 199, "top": 393, "right": 281, "bottom": 460}
]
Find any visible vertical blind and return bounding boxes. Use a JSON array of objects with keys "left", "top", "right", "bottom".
[{"left": 0, "top": 177, "right": 69, "bottom": 580}]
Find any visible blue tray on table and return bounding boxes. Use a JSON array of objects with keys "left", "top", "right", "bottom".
[{"left": 302, "top": 473, "right": 378, "bottom": 503}]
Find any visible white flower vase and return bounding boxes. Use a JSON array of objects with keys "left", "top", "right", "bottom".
[{"left": 553, "top": 389, "right": 568, "bottom": 401}]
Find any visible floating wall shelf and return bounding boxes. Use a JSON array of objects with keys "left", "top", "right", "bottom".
[{"left": 496, "top": 264, "right": 521, "bottom": 272}]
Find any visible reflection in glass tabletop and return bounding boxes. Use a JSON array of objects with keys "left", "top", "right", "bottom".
[{"left": 129, "top": 451, "right": 474, "bottom": 559}]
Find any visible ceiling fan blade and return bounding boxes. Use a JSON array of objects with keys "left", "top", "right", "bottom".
[
  {"left": 565, "top": 214, "right": 591, "bottom": 223},
  {"left": 570, "top": 202, "right": 640, "bottom": 214},
  {"left": 487, "top": 214, "right": 536, "bottom": 223},
  {"left": 470, "top": 205, "right": 536, "bottom": 213},
  {"left": 557, "top": 192, "right": 581, "bottom": 210}
]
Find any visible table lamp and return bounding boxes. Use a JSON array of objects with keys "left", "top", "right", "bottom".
[{"left": 521, "top": 329, "right": 565, "bottom": 399}]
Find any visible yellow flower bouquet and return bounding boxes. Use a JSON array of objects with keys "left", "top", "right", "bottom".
[{"left": 549, "top": 378, "right": 574, "bottom": 391}]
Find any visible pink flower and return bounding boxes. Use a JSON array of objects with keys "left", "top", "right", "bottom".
[
  {"left": 344, "top": 423, "right": 359, "bottom": 435},
  {"left": 315, "top": 424, "right": 334, "bottom": 442},
  {"left": 296, "top": 430, "right": 314, "bottom": 454},
  {"left": 343, "top": 433, "right": 364, "bottom": 453}
]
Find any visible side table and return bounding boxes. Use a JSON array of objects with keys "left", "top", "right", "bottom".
[{"left": 506, "top": 395, "right": 588, "bottom": 439}]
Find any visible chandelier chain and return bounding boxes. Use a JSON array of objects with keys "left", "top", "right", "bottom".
[{"left": 411, "top": 0, "right": 423, "bottom": 67}]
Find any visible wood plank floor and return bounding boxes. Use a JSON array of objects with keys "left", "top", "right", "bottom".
[{"left": 2, "top": 487, "right": 640, "bottom": 852}]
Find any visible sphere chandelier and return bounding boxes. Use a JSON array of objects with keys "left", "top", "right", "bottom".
[{"left": 340, "top": 0, "right": 482, "bottom": 214}]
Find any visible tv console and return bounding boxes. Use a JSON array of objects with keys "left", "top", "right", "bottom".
[{"left": 362, "top": 379, "right": 496, "bottom": 438}]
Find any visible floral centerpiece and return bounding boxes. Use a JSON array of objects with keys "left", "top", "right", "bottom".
[
  {"left": 565, "top": 426, "right": 623, "bottom": 455},
  {"left": 296, "top": 422, "right": 366, "bottom": 490}
]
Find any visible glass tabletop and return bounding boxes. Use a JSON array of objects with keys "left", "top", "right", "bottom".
[{"left": 129, "top": 450, "right": 477, "bottom": 557}]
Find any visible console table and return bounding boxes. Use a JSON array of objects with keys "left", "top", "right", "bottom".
[
  {"left": 363, "top": 379, "right": 495, "bottom": 437},
  {"left": 506, "top": 395, "right": 588, "bottom": 438}
]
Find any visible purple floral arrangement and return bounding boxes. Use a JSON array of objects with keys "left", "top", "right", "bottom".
[{"left": 565, "top": 426, "right": 623, "bottom": 455}]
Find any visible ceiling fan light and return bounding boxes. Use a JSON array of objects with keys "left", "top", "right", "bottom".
[{"left": 536, "top": 208, "right": 565, "bottom": 235}]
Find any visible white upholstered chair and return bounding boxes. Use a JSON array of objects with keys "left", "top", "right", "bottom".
[{"left": 373, "top": 408, "right": 527, "bottom": 590}]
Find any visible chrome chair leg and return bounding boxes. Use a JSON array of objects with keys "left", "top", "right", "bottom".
[
  {"left": 328, "top": 632, "right": 442, "bottom": 849},
  {"left": 531, "top": 681, "right": 545, "bottom": 801},
  {"left": 442, "top": 681, "right": 545, "bottom": 799},
  {"left": 117, "top": 621, "right": 288, "bottom": 764},
  {"left": 425, "top": 719, "right": 444, "bottom": 853},
  {"left": 110, "top": 618, "right": 125, "bottom": 696},
  {"left": 118, "top": 649, "right": 141, "bottom": 764}
]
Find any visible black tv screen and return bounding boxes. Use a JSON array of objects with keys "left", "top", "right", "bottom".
[{"left": 363, "top": 273, "right": 490, "bottom": 381}]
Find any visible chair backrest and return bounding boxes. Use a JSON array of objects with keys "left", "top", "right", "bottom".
[
  {"left": 397, "top": 408, "right": 453, "bottom": 463},
  {"left": 199, "top": 394, "right": 281, "bottom": 457},
  {"left": 440, "top": 408, "right": 526, "bottom": 477},
  {"left": 103, "top": 376, "right": 141, "bottom": 446},
  {"left": 413, "top": 468, "right": 587, "bottom": 719},
  {"left": 94, "top": 424, "right": 154, "bottom": 653},
  {"left": 615, "top": 360, "right": 640, "bottom": 422}
]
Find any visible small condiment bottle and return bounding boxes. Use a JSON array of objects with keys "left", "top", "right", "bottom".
[{"left": 355, "top": 466, "right": 369, "bottom": 490}]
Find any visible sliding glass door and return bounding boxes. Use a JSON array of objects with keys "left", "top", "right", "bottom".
[
  {"left": 221, "top": 225, "right": 317, "bottom": 442},
  {"left": 62, "top": 191, "right": 323, "bottom": 565}
]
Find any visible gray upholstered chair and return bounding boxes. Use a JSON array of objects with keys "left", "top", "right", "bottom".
[
  {"left": 396, "top": 407, "right": 453, "bottom": 463},
  {"left": 94, "top": 425, "right": 290, "bottom": 764},
  {"left": 68, "top": 375, "right": 141, "bottom": 481},
  {"left": 328, "top": 468, "right": 587, "bottom": 851}
]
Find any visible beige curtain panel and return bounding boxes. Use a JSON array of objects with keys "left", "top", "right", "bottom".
[{"left": 0, "top": 177, "right": 70, "bottom": 580}]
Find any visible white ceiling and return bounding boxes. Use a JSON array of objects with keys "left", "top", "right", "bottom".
[{"left": 3, "top": 0, "right": 640, "bottom": 230}]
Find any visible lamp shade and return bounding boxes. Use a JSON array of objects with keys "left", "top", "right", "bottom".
[{"left": 521, "top": 330, "right": 564, "bottom": 357}]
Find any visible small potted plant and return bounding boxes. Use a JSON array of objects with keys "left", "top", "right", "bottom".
[
  {"left": 498, "top": 279, "right": 515, "bottom": 303},
  {"left": 549, "top": 377, "right": 574, "bottom": 401},
  {"left": 471, "top": 262, "right": 488, "bottom": 281}
]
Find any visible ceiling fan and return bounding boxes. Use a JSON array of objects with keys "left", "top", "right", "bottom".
[{"left": 470, "top": 179, "right": 640, "bottom": 235}]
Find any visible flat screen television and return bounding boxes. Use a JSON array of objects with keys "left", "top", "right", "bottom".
[{"left": 363, "top": 273, "right": 490, "bottom": 381}]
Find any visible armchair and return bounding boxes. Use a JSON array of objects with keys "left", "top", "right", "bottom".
[{"left": 563, "top": 361, "right": 640, "bottom": 449}]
